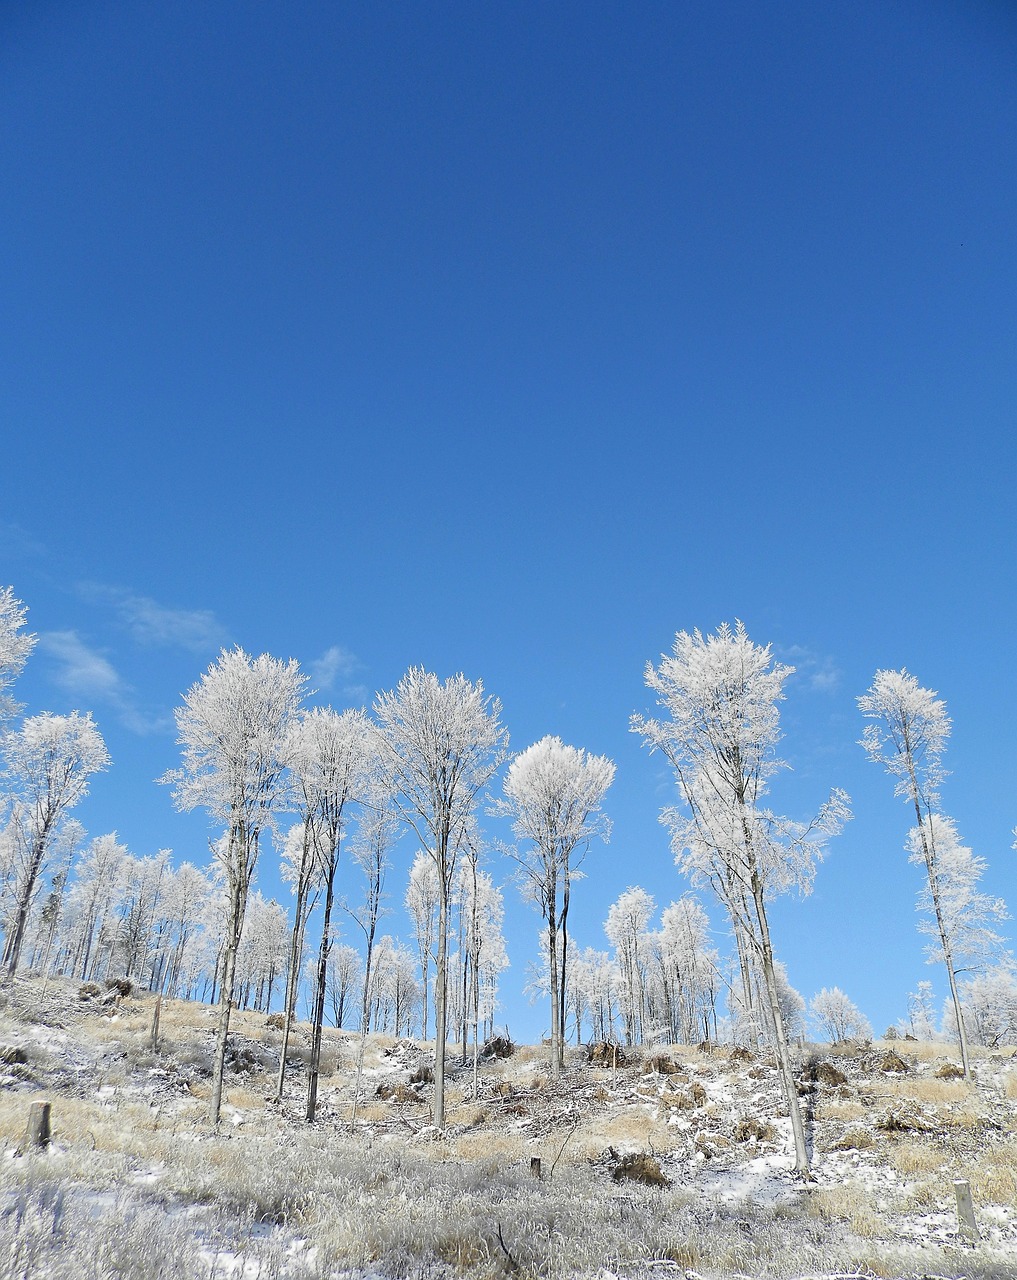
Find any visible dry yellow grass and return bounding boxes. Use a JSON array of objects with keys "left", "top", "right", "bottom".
[
  {"left": 961, "top": 1141, "right": 1017, "bottom": 1207},
  {"left": 451, "top": 1130, "right": 530, "bottom": 1161},
  {"left": 888, "top": 1139, "right": 943, "bottom": 1177},
  {"left": 570, "top": 1104, "right": 676, "bottom": 1159},
  {"left": 817, "top": 1097, "right": 868, "bottom": 1122},
  {"left": 804, "top": 1184, "right": 886, "bottom": 1239}
]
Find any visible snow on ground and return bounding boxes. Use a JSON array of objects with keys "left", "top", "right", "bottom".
[{"left": 1, "top": 978, "right": 1016, "bottom": 1278}]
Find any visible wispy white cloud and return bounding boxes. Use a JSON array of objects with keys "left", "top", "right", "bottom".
[
  {"left": 78, "top": 583, "right": 228, "bottom": 653},
  {"left": 0, "top": 521, "right": 46, "bottom": 559},
  {"left": 38, "top": 630, "right": 169, "bottom": 734},
  {"left": 309, "top": 645, "right": 366, "bottom": 703},
  {"left": 780, "top": 644, "right": 841, "bottom": 695}
]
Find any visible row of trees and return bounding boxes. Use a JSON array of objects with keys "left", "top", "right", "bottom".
[{"left": 2, "top": 588, "right": 1014, "bottom": 1174}]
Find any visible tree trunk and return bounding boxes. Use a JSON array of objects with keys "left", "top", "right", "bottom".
[
  {"left": 306, "top": 868, "right": 337, "bottom": 1123},
  {"left": 210, "top": 876, "right": 245, "bottom": 1126},
  {"left": 275, "top": 878, "right": 309, "bottom": 1103},
  {"left": 433, "top": 883, "right": 449, "bottom": 1129},
  {"left": 547, "top": 911, "right": 561, "bottom": 1079},
  {"left": 909, "top": 800, "right": 971, "bottom": 1077},
  {"left": 751, "top": 874, "right": 810, "bottom": 1178},
  {"left": 557, "top": 872, "right": 571, "bottom": 1073},
  {"left": 3, "top": 827, "right": 49, "bottom": 977}
]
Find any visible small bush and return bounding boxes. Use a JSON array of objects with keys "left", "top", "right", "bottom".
[
  {"left": 265, "top": 1012, "right": 286, "bottom": 1031},
  {"left": 733, "top": 1117, "right": 776, "bottom": 1144},
  {"left": 611, "top": 1152, "right": 669, "bottom": 1187},
  {"left": 104, "top": 978, "right": 134, "bottom": 998},
  {"left": 79, "top": 983, "right": 101, "bottom": 1001}
]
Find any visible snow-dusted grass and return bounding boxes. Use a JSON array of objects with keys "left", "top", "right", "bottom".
[{"left": 3, "top": 981, "right": 1017, "bottom": 1278}]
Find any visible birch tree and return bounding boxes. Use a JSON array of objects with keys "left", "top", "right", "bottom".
[
  {"left": 859, "top": 669, "right": 986, "bottom": 1076},
  {"left": 2, "top": 712, "right": 110, "bottom": 976},
  {"left": 499, "top": 735, "right": 613, "bottom": 1076},
  {"left": 163, "top": 647, "right": 304, "bottom": 1124},
  {"left": 373, "top": 668, "right": 507, "bottom": 1128},
  {"left": 633, "top": 622, "right": 849, "bottom": 1178}
]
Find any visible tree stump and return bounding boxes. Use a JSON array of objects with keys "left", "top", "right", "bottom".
[
  {"left": 529, "top": 1157, "right": 542, "bottom": 1179},
  {"left": 24, "top": 1100, "right": 51, "bottom": 1149}
]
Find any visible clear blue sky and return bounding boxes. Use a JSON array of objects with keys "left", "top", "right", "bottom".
[{"left": 2, "top": 1, "right": 1015, "bottom": 1041}]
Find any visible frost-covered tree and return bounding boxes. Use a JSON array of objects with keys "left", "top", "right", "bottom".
[
  {"left": 2, "top": 712, "right": 110, "bottom": 976},
  {"left": 325, "top": 942, "right": 362, "bottom": 1028},
  {"left": 859, "top": 669, "right": 982, "bottom": 1076},
  {"left": 373, "top": 668, "right": 507, "bottom": 1129},
  {"left": 235, "top": 892, "right": 289, "bottom": 1010},
  {"left": 569, "top": 947, "right": 619, "bottom": 1044},
  {"left": 605, "top": 887, "right": 655, "bottom": 1046},
  {"left": 0, "top": 587, "right": 35, "bottom": 727},
  {"left": 498, "top": 736, "right": 613, "bottom": 1076},
  {"left": 289, "top": 707, "right": 374, "bottom": 1122},
  {"left": 955, "top": 966, "right": 1017, "bottom": 1048},
  {"left": 60, "top": 832, "right": 129, "bottom": 979},
  {"left": 405, "top": 850, "right": 439, "bottom": 1038},
  {"left": 652, "top": 896, "right": 720, "bottom": 1044},
  {"left": 810, "top": 986, "right": 872, "bottom": 1044},
  {"left": 905, "top": 980, "right": 939, "bottom": 1041},
  {"left": 455, "top": 848, "right": 507, "bottom": 1085},
  {"left": 156, "top": 862, "right": 215, "bottom": 997},
  {"left": 274, "top": 820, "right": 322, "bottom": 1101},
  {"left": 163, "top": 647, "right": 304, "bottom": 1124},
  {"left": 633, "top": 622, "right": 849, "bottom": 1178},
  {"left": 907, "top": 815, "right": 1007, "bottom": 977},
  {"left": 344, "top": 799, "right": 397, "bottom": 1041}
]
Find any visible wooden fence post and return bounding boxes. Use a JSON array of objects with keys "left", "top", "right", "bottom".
[
  {"left": 954, "top": 1179, "right": 979, "bottom": 1243},
  {"left": 24, "top": 1100, "right": 51, "bottom": 1149}
]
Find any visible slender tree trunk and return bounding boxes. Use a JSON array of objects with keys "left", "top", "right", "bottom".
[
  {"left": 557, "top": 872, "right": 571, "bottom": 1072},
  {"left": 433, "top": 881, "right": 449, "bottom": 1128},
  {"left": 275, "top": 879, "right": 310, "bottom": 1103},
  {"left": 306, "top": 868, "right": 337, "bottom": 1123},
  {"left": 750, "top": 872, "right": 810, "bottom": 1178},
  {"left": 210, "top": 869, "right": 247, "bottom": 1126},
  {"left": 3, "top": 825, "right": 50, "bottom": 976},
  {"left": 908, "top": 792, "right": 971, "bottom": 1076}
]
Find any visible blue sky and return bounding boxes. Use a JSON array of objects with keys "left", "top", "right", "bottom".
[{"left": 2, "top": 1, "right": 1015, "bottom": 1041}]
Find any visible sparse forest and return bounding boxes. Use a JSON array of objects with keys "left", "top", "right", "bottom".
[
  {"left": 3, "top": 589, "right": 1016, "bottom": 1075},
  {"left": 3, "top": 585, "right": 1017, "bottom": 1278}
]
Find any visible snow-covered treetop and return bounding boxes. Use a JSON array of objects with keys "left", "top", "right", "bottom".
[
  {"left": 373, "top": 667, "right": 508, "bottom": 852},
  {"left": 634, "top": 622, "right": 849, "bottom": 906},
  {"left": 164, "top": 647, "right": 305, "bottom": 829},
  {"left": 3, "top": 710, "right": 110, "bottom": 814},
  {"left": 0, "top": 587, "right": 36, "bottom": 724},
  {"left": 632, "top": 621, "right": 792, "bottom": 802},
  {"left": 501, "top": 734, "right": 614, "bottom": 860},
  {"left": 287, "top": 706, "right": 375, "bottom": 834},
  {"left": 858, "top": 668, "right": 950, "bottom": 807}
]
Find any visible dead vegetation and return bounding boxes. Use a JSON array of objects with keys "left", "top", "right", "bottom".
[{"left": 0, "top": 975, "right": 1015, "bottom": 1279}]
